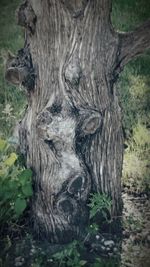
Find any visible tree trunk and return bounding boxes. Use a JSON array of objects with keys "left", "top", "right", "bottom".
[{"left": 5, "top": 0, "right": 150, "bottom": 243}]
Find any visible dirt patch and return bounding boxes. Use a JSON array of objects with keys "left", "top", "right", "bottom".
[{"left": 121, "top": 192, "right": 150, "bottom": 267}]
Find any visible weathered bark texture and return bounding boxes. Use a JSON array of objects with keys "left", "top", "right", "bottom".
[
  {"left": 5, "top": 0, "right": 150, "bottom": 243},
  {"left": 116, "top": 19, "right": 150, "bottom": 71}
]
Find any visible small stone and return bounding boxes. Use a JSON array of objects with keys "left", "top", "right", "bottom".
[
  {"left": 96, "top": 235, "right": 100, "bottom": 240},
  {"left": 136, "top": 228, "right": 142, "bottom": 233},
  {"left": 106, "top": 247, "right": 110, "bottom": 252},
  {"left": 123, "top": 230, "right": 130, "bottom": 238},
  {"left": 100, "top": 245, "right": 106, "bottom": 251},
  {"left": 142, "top": 231, "right": 149, "bottom": 242},
  {"left": 15, "top": 257, "right": 22, "bottom": 263},
  {"left": 30, "top": 248, "right": 36, "bottom": 254},
  {"left": 133, "top": 251, "right": 139, "bottom": 257},
  {"left": 104, "top": 240, "right": 115, "bottom": 247},
  {"left": 47, "top": 259, "right": 53, "bottom": 262},
  {"left": 129, "top": 234, "right": 135, "bottom": 241},
  {"left": 124, "top": 263, "right": 133, "bottom": 267},
  {"left": 108, "top": 253, "right": 113, "bottom": 257},
  {"left": 134, "top": 234, "right": 142, "bottom": 243},
  {"left": 15, "top": 262, "right": 23, "bottom": 267},
  {"left": 113, "top": 247, "right": 118, "bottom": 253},
  {"left": 91, "top": 243, "right": 101, "bottom": 251}
]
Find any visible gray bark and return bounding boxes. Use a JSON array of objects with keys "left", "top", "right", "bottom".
[
  {"left": 5, "top": 0, "right": 150, "bottom": 243},
  {"left": 116, "top": 19, "right": 150, "bottom": 72}
]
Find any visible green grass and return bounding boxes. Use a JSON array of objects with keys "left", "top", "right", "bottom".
[
  {"left": 0, "top": 0, "right": 24, "bottom": 51},
  {"left": 111, "top": 0, "right": 150, "bottom": 137},
  {"left": 112, "top": 0, "right": 150, "bottom": 193},
  {"left": 112, "top": 0, "right": 150, "bottom": 31},
  {"left": 0, "top": 0, "right": 25, "bottom": 137}
]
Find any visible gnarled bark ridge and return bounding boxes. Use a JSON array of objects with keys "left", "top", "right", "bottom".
[{"left": 5, "top": 0, "right": 150, "bottom": 243}]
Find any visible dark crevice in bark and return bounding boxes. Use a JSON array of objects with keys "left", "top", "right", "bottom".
[
  {"left": 16, "top": 0, "right": 37, "bottom": 34},
  {"left": 110, "top": 34, "right": 124, "bottom": 86},
  {"left": 47, "top": 102, "right": 62, "bottom": 115},
  {"left": 75, "top": 114, "right": 102, "bottom": 194},
  {"left": 61, "top": 0, "right": 89, "bottom": 19},
  {"left": 5, "top": 46, "right": 35, "bottom": 92},
  {"left": 44, "top": 139, "right": 57, "bottom": 155}
]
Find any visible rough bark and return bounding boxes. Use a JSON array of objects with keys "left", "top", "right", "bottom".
[
  {"left": 5, "top": 0, "right": 150, "bottom": 243},
  {"left": 116, "top": 19, "right": 150, "bottom": 73}
]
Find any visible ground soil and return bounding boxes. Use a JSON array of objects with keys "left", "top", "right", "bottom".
[{"left": 121, "top": 191, "right": 150, "bottom": 267}]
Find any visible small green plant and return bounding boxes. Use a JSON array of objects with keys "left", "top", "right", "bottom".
[
  {"left": 52, "top": 241, "right": 86, "bottom": 267},
  {"left": 88, "top": 193, "right": 112, "bottom": 222},
  {"left": 0, "top": 138, "right": 33, "bottom": 227},
  {"left": 91, "top": 257, "right": 120, "bottom": 267},
  {"left": 88, "top": 223, "right": 99, "bottom": 234},
  {"left": 91, "top": 258, "right": 103, "bottom": 267}
]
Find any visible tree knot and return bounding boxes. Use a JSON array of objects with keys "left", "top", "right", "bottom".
[{"left": 5, "top": 47, "right": 35, "bottom": 91}]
